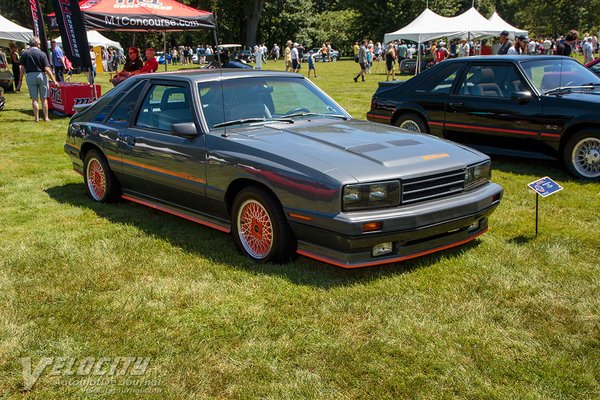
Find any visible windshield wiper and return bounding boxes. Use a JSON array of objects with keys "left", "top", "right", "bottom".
[
  {"left": 282, "top": 112, "right": 349, "bottom": 120},
  {"left": 213, "top": 118, "right": 294, "bottom": 129},
  {"left": 544, "top": 84, "right": 599, "bottom": 95}
]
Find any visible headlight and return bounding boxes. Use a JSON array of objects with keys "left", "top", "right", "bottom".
[
  {"left": 342, "top": 181, "right": 400, "bottom": 211},
  {"left": 465, "top": 161, "right": 491, "bottom": 190}
]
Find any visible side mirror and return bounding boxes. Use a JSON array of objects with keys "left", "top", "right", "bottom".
[
  {"left": 511, "top": 91, "right": 532, "bottom": 105},
  {"left": 172, "top": 122, "right": 199, "bottom": 138}
]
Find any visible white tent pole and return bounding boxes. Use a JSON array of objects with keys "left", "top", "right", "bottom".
[
  {"left": 416, "top": 41, "right": 420, "bottom": 75},
  {"left": 164, "top": 31, "right": 167, "bottom": 71}
]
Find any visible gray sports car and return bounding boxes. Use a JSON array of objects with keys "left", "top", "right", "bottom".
[{"left": 64, "top": 70, "right": 503, "bottom": 268}]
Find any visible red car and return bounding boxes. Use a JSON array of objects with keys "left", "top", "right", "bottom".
[{"left": 585, "top": 58, "right": 600, "bottom": 77}]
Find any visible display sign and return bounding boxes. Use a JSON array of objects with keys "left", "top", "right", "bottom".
[
  {"left": 528, "top": 177, "right": 563, "bottom": 197},
  {"left": 51, "top": 0, "right": 92, "bottom": 69}
]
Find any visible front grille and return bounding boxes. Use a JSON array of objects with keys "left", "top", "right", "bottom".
[{"left": 402, "top": 169, "right": 465, "bottom": 204}]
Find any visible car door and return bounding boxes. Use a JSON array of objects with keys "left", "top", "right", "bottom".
[
  {"left": 124, "top": 81, "right": 210, "bottom": 213},
  {"left": 103, "top": 80, "right": 149, "bottom": 194},
  {"left": 443, "top": 62, "right": 544, "bottom": 152}
]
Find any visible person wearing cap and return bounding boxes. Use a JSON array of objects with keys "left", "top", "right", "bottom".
[
  {"left": 497, "top": 31, "right": 513, "bottom": 55},
  {"left": 19, "top": 36, "right": 58, "bottom": 122},
  {"left": 291, "top": 43, "right": 301, "bottom": 73},
  {"left": 253, "top": 45, "right": 263, "bottom": 70},
  {"left": 306, "top": 49, "right": 317, "bottom": 78},
  {"left": 284, "top": 40, "right": 292, "bottom": 72},
  {"left": 50, "top": 40, "right": 66, "bottom": 82}
]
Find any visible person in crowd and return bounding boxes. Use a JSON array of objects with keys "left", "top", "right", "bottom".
[
  {"left": 306, "top": 49, "right": 317, "bottom": 78},
  {"left": 326, "top": 42, "right": 333, "bottom": 62},
  {"left": 397, "top": 40, "right": 407, "bottom": 62},
  {"left": 19, "top": 37, "right": 58, "bottom": 122},
  {"left": 87, "top": 45, "right": 97, "bottom": 83},
  {"left": 458, "top": 38, "right": 470, "bottom": 58},
  {"left": 271, "top": 43, "right": 280, "bottom": 60},
  {"left": 527, "top": 38, "right": 537, "bottom": 54},
  {"left": 434, "top": 41, "right": 449, "bottom": 63},
  {"left": 557, "top": 30, "right": 578, "bottom": 56},
  {"left": 291, "top": 42, "right": 301, "bottom": 73},
  {"left": 0, "top": 87, "right": 5, "bottom": 111},
  {"left": 353, "top": 41, "right": 360, "bottom": 62},
  {"left": 543, "top": 38, "right": 552, "bottom": 54},
  {"left": 109, "top": 47, "right": 143, "bottom": 86},
  {"left": 284, "top": 40, "right": 292, "bottom": 72},
  {"left": 583, "top": 37, "right": 594, "bottom": 64},
  {"left": 50, "top": 40, "right": 65, "bottom": 82},
  {"left": 9, "top": 43, "right": 21, "bottom": 91},
  {"left": 0, "top": 48, "right": 7, "bottom": 68},
  {"left": 253, "top": 45, "right": 263, "bottom": 69},
  {"left": 130, "top": 48, "right": 158, "bottom": 76},
  {"left": 497, "top": 31, "right": 513, "bottom": 55},
  {"left": 321, "top": 43, "right": 327, "bottom": 62},
  {"left": 508, "top": 37, "right": 526, "bottom": 55},
  {"left": 385, "top": 42, "right": 396, "bottom": 81},
  {"left": 354, "top": 40, "right": 368, "bottom": 83}
]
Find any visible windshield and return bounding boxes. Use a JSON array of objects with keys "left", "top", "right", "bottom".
[
  {"left": 198, "top": 77, "right": 349, "bottom": 129},
  {"left": 520, "top": 59, "right": 600, "bottom": 94}
]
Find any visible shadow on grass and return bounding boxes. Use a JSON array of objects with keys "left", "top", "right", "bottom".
[{"left": 46, "top": 183, "right": 483, "bottom": 288}]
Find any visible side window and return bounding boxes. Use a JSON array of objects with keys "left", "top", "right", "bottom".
[
  {"left": 136, "top": 84, "right": 193, "bottom": 132},
  {"left": 411, "top": 63, "right": 464, "bottom": 95},
  {"left": 459, "top": 65, "right": 527, "bottom": 98},
  {"left": 106, "top": 82, "right": 145, "bottom": 126}
]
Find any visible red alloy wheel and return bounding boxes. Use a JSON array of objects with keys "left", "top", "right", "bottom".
[
  {"left": 237, "top": 199, "right": 274, "bottom": 259},
  {"left": 86, "top": 158, "right": 107, "bottom": 201}
]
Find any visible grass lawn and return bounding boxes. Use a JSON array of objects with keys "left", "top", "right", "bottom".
[{"left": 0, "top": 59, "right": 598, "bottom": 399}]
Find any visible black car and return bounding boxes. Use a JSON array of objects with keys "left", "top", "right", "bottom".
[
  {"left": 367, "top": 56, "right": 600, "bottom": 180},
  {"left": 64, "top": 70, "right": 502, "bottom": 268}
]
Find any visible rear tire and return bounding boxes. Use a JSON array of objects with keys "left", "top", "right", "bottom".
[
  {"left": 83, "top": 150, "right": 121, "bottom": 202},
  {"left": 563, "top": 128, "right": 600, "bottom": 180},
  {"left": 395, "top": 112, "right": 427, "bottom": 133},
  {"left": 232, "top": 187, "right": 297, "bottom": 263}
]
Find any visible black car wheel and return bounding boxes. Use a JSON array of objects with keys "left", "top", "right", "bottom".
[
  {"left": 232, "top": 187, "right": 297, "bottom": 263},
  {"left": 83, "top": 150, "right": 121, "bottom": 202},
  {"left": 563, "top": 129, "right": 600, "bottom": 180},
  {"left": 395, "top": 112, "right": 427, "bottom": 133}
]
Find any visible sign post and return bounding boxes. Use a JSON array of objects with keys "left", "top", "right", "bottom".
[{"left": 527, "top": 176, "right": 563, "bottom": 236}]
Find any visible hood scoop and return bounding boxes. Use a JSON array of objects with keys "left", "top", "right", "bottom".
[
  {"left": 347, "top": 143, "right": 388, "bottom": 154},
  {"left": 387, "top": 139, "right": 422, "bottom": 147}
]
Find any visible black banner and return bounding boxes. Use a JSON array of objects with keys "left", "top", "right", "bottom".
[
  {"left": 51, "top": 0, "right": 92, "bottom": 69},
  {"left": 29, "top": 0, "right": 49, "bottom": 56}
]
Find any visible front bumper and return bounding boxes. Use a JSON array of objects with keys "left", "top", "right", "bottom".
[{"left": 292, "top": 182, "right": 502, "bottom": 268}]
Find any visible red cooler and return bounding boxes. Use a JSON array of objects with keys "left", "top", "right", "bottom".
[{"left": 48, "top": 82, "right": 101, "bottom": 115}]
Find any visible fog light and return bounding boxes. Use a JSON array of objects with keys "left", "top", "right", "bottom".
[
  {"left": 372, "top": 242, "right": 393, "bottom": 257},
  {"left": 467, "top": 221, "right": 480, "bottom": 231}
]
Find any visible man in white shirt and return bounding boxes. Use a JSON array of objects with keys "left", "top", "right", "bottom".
[
  {"left": 291, "top": 42, "right": 300, "bottom": 73},
  {"left": 458, "top": 38, "right": 470, "bottom": 57}
]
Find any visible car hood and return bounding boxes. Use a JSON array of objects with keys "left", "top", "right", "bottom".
[
  {"left": 229, "top": 119, "right": 487, "bottom": 183},
  {"left": 556, "top": 90, "right": 600, "bottom": 103}
]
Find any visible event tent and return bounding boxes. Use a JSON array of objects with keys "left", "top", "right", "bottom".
[
  {"left": 488, "top": 12, "right": 528, "bottom": 38},
  {"left": 53, "top": 30, "right": 123, "bottom": 51},
  {"left": 383, "top": 8, "right": 463, "bottom": 44},
  {"left": 384, "top": 7, "right": 527, "bottom": 43},
  {"left": 0, "top": 14, "right": 33, "bottom": 47},
  {"left": 49, "top": 0, "right": 215, "bottom": 31}
]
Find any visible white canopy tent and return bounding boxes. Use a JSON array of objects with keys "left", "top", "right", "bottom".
[
  {"left": 0, "top": 14, "right": 33, "bottom": 47},
  {"left": 383, "top": 8, "right": 463, "bottom": 44},
  {"left": 53, "top": 30, "right": 123, "bottom": 51},
  {"left": 488, "top": 12, "right": 528, "bottom": 38}
]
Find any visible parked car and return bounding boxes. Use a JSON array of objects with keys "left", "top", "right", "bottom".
[
  {"left": 585, "top": 57, "right": 600, "bottom": 77},
  {"left": 64, "top": 70, "right": 502, "bottom": 268},
  {"left": 303, "top": 48, "right": 339, "bottom": 62},
  {"left": 367, "top": 56, "right": 600, "bottom": 180}
]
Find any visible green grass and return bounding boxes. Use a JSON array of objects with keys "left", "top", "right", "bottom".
[{"left": 0, "top": 60, "right": 599, "bottom": 399}]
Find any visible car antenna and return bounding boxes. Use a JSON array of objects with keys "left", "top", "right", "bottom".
[{"left": 212, "top": 11, "right": 228, "bottom": 138}]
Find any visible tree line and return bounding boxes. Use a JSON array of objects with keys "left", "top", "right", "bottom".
[{"left": 2, "top": 0, "right": 599, "bottom": 54}]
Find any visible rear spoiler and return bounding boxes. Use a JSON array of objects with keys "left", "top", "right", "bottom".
[{"left": 378, "top": 80, "right": 405, "bottom": 88}]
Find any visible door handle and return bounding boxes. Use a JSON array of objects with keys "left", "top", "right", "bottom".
[
  {"left": 119, "top": 134, "right": 136, "bottom": 146},
  {"left": 448, "top": 101, "right": 464, "bottom": 109}
]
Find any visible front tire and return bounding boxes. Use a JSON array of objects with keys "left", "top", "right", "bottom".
[
  {"left": 232, "top": 187, "right": 297, "bottom": 263},
  {"left": 83, "top": 150, "right": 121, "bottom": 202},
  {"left": 395, "top": 112, "right": 427, "bottom": 133},
  {"left": 563, "top": 129, "right": 600, "bottom": 180}
]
